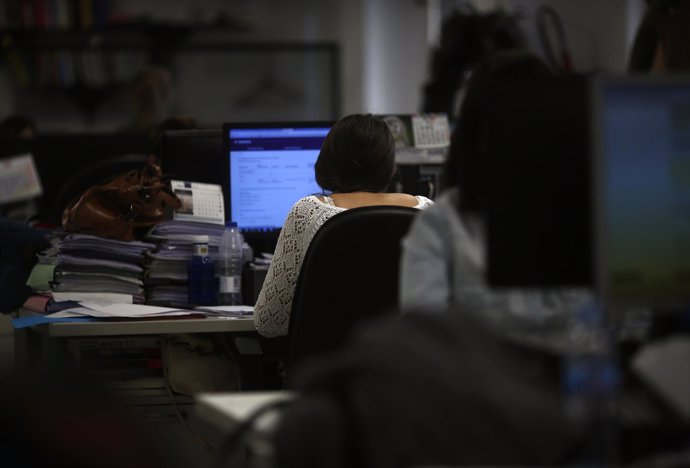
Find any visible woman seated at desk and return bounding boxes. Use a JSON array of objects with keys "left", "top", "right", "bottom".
[
  {"left": 254, "top": 114, "right": 434, "bottom": 337},
  {"left": 400, "top": 52, "right": 590, "bottom": 329}
]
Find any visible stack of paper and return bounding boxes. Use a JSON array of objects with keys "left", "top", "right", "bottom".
[
  {"left": 144, "top": 220, "right": 226, "bottom": 306},
  {"left": 48, "top": 302, "right": 193, "bottom": 319},
  {"left": 44, "top": 303, "right": 253, "bottom": 320},
  {"left": 193, "top": 305, "right": 254, "bottom": 317},
  {"left": 36, "top": 232, "right": 154, "bottom": 302}
]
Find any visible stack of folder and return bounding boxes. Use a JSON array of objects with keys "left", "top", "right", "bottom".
[
  {"left": 34, "top": 231, "right": 154, "bottom": 303},
  {"left": 144, "top": 220, "right": 226, "bottom": 306}
]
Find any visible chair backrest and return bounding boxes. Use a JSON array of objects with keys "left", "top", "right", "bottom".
[{"left": 286, "top": 204, "right": 419, "bottom": 375}]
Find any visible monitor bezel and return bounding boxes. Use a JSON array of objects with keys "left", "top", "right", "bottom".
[
  {"left": 160, "top": 128, "right": 227, "bottom": 221},
  {"left": 591, "top": 73, "right": 690, "bottom": 311},
  {"left": 222, "top": 120, "right": 335, "bottom": 233}
]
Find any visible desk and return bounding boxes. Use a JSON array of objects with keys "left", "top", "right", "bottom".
[
  {"left": 14, "top": 309, "right": 259, "bottom": 419},
  {"left": 18, "top": 310, "right": 256, "bottom": 337},
  {"left": 15, "top": 308, "right": 255, "bottom": 364}
]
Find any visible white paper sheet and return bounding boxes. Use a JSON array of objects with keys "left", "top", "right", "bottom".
[
  {"left": 77, "top": 302, "right": 190, "bottom": 317},
  {"left": 51, "top": 292, "right": 133, "bottom": 305},
  {"left": 48, "top": 306, "right": 195, "bottom": 318},
  {"left": 0, "top": 153, "right": 42, "bottom": 204}
]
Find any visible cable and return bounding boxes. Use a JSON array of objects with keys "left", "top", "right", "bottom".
[
  {"left": 536, "top": 5, "right": 573, "bottom": 73},
  {"left": 160, "top": 337, "right": 214, "bottom": 452},
  {"left": 427, "top": 179, "right": 436, "bottom": 200}
]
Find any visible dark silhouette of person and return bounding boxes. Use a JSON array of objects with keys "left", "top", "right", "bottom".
[
  {"left": 421, "top": 8, "right": 527, "bottom": 120},
  {"left": 125, "top": 66, "right": 173, "bottom": 133},
  {"left": 629, "top": 0, "right": 690, "bottom": 72},
  {"left": 0, "top": 114, "right": 37, "bottom": 140}
]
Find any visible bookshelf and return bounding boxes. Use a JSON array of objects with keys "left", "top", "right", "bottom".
[
  {"left": 0, "top": 1, "right": 341, "bottom": 129},
  {"left": 0, "top": 1, "right": 246, "bottom": 120},
  {"left": 2, "top": 26, "right": 199, "bottom": 96},
  {"left": 0, "top": 0, "right": 251, "bottom": 32}
]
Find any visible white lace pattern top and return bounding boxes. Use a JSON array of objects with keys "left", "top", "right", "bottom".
[{"left": 254, "top": 194, "right": 434, "bottom": 337}]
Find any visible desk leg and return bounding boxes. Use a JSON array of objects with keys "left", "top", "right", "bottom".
[
  {"left": 14, "top": 326, "right": 67, "bottom": 368},
  {"left": 13, "top": 327, "right": 31, "bottom": 368}
]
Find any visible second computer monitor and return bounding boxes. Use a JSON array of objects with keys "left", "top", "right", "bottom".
[
  {"left": 592, "top": 75, "right": 690, "bottom": 310},
  {"left": 223, "top": 121, "right": 333, "bottom": 233}
]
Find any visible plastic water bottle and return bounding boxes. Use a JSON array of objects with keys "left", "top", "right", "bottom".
[
  {"left": 217, "top": 221, "right": 244, "bottom": 305},
  {"left": 187, "top": 235, "right": 217, "bottom": 306},
  {"left": 562, "top": 301, "right": 619, "bottom": 464}
]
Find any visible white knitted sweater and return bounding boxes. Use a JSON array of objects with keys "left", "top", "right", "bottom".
[{"left": 254, "top": 195, "right": 434, "bottom": 337}]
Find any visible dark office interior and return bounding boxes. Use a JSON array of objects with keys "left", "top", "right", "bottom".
[{"left": 1, "top": 1, "right": 689, "bottom": 467}]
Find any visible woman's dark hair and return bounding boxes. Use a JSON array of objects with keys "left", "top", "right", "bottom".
[
  {"left": 422, "top": 8, "right": 527, "bottom": 116},
  {"left": 315, "top": 114, "right": 396, "bottom": 193},
  {"left": 0, "top": 114, "right": 37, "bottom": 139},
  {"left": 443, "top": 51, "right": 553, "bottom": 215},
  {"left": 628, "top": 0, "right": 688, "bottom": 72}
]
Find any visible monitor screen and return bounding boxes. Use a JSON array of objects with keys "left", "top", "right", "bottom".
[
  {"left": 223, "top": 122, "right": 333, "bottom": 232},
  {"left": 593, "top": 76, "right": 690, "bottom": 309}
]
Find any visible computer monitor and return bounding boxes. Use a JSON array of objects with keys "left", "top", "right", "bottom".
[
  {"left": 592, "top": 75, "right": 690, "bottom": 310},
  {"left": 486, "top": 74, "right": 592, "bottom": 287},
  {"left": 223, "top": 121, "right": 333, "bottom": 233},
  {"left": 159, "top": 129, "right": 227, "bottom": 219}
]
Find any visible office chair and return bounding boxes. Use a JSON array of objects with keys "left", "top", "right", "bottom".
[{"left": 285, "top": 205, "right": 419, "bottom": 378}]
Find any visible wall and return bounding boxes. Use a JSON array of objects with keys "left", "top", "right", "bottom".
[
  {"left": 469, "top": 0, "right": 646, "bottom": 73},
  {"left": 0, "top": 0, "right": 432, "bottom": 131},
  {"left": 164, "top": 0, "right": 430, "bottom": 116},
  {"left": 1, "top": 0, "right": 648, "bottom": 131},
  {"left": 360, "top": 0, "right": 430, "bottom": 114}
]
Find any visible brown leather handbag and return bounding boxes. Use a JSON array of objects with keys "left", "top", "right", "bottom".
[{"left": 62, "top": 165, "right": 181, "bottom": 241}]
